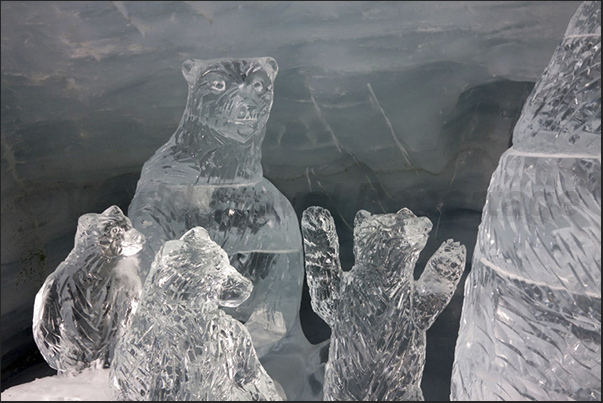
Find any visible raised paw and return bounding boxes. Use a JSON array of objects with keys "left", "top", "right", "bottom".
[
  {"left": 302, "top": 206, "right": 336, "bottom": 236},
  {"left": 412, "top": 239, "right": 466, "bottom": 331},
  {"left": 301, "top": 207, "right": 339, "bottom": 251},
  {"left": 428, "top": 239, "right": 466, "bottom": 283}
]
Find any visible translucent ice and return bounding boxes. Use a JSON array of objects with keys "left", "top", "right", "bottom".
[
  {"left": 512, "top": 0, "right": 601, "bottom": 155},
  {"left": 301, "top": 206, "right": 466, "bottom": 401},
  {"left": 451, "top": 1, "right": 601, "bottom": 400},
  {"left": 127, "top": 57, "right": 305, "bottom": 359},
  {"left": 32, "top": 205, "right": 145, "bottom": 375},
  {"left": 110, "top": 227, "right": 283, "bottom": 401}
]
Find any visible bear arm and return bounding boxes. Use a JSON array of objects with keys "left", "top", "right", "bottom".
[
  {"left": 412, "top": 239, "right": 466, "bottom": 331},
  {"left": 223, "top": 323, "right": 272, "bottom": 393},
  {"left": 301, "top": 207, "right": 344, "bottom": 327}
]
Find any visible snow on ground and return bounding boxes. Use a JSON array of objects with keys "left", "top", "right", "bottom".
[{"left": 1, "top": 367, "right": 113, "bottom": 401}]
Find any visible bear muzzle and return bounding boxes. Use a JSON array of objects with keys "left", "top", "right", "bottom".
[
  {"left": 216, "top": 267, "right": 253, "bottom": 308},
  {"left": 120, "top": 229, "right": 146, "bottom": 257}
]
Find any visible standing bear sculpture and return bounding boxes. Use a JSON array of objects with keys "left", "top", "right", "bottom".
[
  {"left": 127, "top": 57, "right": 304, "bottom": 359},
  {"left": 110, "top": 226, "right": 283, "bottom": 401},
  {"left": 32, "top": 205, "right": 145, "bottom": 375},
  {"left": 301, "top": 206, "right": 466, "bottom": 400}
]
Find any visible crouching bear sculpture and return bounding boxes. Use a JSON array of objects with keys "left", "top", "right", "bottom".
[
  {"left": 301, "top": 206, "right": 466, "bottom": 401},
  {"left": 32, "top": 205, "right": 145, "bottom": 375},
  {"left": 110, "top": 226, "right": 283, "bottom": 401}
]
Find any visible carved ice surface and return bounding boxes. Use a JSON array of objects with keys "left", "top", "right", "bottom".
[
  {"left": 110, "top": 227, "right": 282, "bottom": 401},
  {"left": 512, "top": 0, "right": 601, "bottom": 155},
  {"left": 32, "top": 206, "right": 145, "bottom": 375},
  {"left": 127, "top": 57, "right": 305, "bottom": 361},
  {"left": 451, "top": 1, "right": 601, "bottom": 401},
  {"left": 301, "top": 206, "right": 466, "bottom": 401}
]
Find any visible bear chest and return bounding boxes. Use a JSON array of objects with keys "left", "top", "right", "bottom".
[{"left": 132, "top": 178, "right": 301, "bottom": 253}]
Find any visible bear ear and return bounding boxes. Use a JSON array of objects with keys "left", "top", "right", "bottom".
[
  {"left": 354, "top": 209, "right": 372, "bottom": 227},
  {"left": 180, "top": 226, "right": 212, "bottom": 245},
  {"left": 182, "top": 58, "right": 201, "bottom": 85},
  {"left": 261, "top": 57, "right": 279, "bottom": 82},
  {"left": 157, "top": 238, "right": 186, "bottom": 262},
  {"left": 395, "top": 207, "right": 416, "bottom": 221},
  {"left": 77, "top": 213, "right": 97, "bottom": 230},
  {"left": 102, "top": 205, "right": 124, "bottom": 218},
  {"left": 75, "top": 213, "right": 98, "bottom": 244},
  {"left": 395, "top": 207, "right": 433, "bottom": 233}
]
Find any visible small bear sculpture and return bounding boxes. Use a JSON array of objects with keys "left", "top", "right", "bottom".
[
  {"left": 301, "top": 206, "right": 466, "bottom": 401},
  {"left": 110, "top": 226, "right": 283, "bottom": 401},
  {"left": 32, "top": 205, "right": 145, "bottom": 375}
]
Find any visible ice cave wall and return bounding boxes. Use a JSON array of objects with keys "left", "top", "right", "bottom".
[{"left": 0, "top": 1, "right": 582, "bottom": 400}]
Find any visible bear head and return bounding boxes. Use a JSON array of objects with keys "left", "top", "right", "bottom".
[
  {"left": 353, "top": 208, "right": 432, "bottom": 273},
  {"left": 181, "top": 57, "right": 278, "bottom": 143},
  {"left": 149, "top": 226, "right": 253, "bottom": 308},
  {"left": 76, "top": 205, "right": 145, "bottom": 258}
]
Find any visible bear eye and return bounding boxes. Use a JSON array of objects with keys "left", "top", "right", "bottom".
[
  {"left": 110, "top": 227, "right": 121, "bottom": 235},
  {"left": 251, "top": 78, "right": 264, "bottom": 92},
  {"left": 210, "top": 79, "right": 226, "bottom": 92}
]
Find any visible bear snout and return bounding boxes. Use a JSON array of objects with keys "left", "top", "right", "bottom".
[
  {"left": 216, "top": 267, "right": 253, "bottom": 308},
  {"left": 120, "top": 229, "right": 146, "bottom": 256},
  {"left": 232, "top": 101, "right": 260, "bottom": 123}
]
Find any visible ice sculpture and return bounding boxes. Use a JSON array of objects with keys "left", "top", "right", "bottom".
[
  {"left": 127, "top": 57, "right": 304, "bottom": 358},
  {"left": 110, "top": 227, "right": 283, "bottom": 401},
  {"left": 450, "top": 1, "right": 601, "bottom": 400},
  {"left": 32, "top": 205, "right": 145, "bottom": 375},
  {"left": 301, "top": 206, "right": 466, "bottom": 400}
]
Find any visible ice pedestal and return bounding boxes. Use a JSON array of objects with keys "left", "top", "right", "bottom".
[
  {"left": 302, "top": 206, "right": 466, "bottom": 400},
  {"left": 451, "top": 1, "right": 601, "bottom": 400}
]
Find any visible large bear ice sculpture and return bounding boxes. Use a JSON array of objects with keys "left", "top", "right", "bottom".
[
  {"left": 127, "top": 57, "right": 304, "bottom": 358},
  {"left": 110, "top": 227, "right": 283, "bottom": 401},
  {"left": 301, "top": 206, "right": 466, "bottom": 400},
  {"left": 32, "top": 205, "right": 145, "bottom": 375}
]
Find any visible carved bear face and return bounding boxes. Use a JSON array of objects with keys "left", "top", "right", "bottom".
[
  {"left": 353, "top": 208, "right": 432, "bottom": 270},
  {"left": 181, "top": 57, "right": 278, "bottom": 143},
  {"left": 76, "top": 205, "right": 145, "bottom": 258},
  {"left": 149, "top": 227, "right": 253, "bottom": 308}
]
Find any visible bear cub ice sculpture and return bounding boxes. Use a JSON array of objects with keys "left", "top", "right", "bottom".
[
  {"left": 301, "top": 206, "right": 466, "bottom": 401},
  {"left": 32, "top": 205, "right": 145, "bottom": 375},
  {"left": 110, "top": 227, "right": 283, "bottom": 401}
]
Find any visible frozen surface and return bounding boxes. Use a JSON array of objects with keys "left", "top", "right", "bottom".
[
  {"left": 0, "top": 367, "right": 113, "bottom": 401},
  {"left": 451, "top": 1, "right": 601, "bottom": 400},
  {"left": 512, "top": 0, "right": 601, "bottom": 154},
  {"left": 302, "top": 206, "right": 466, "bottom": 400},
  {"left": 110, "top": 227, "right": 282, "bottom": 401},
  {"left": 32, "top": 206, "right": 144, "bottom": 375}
]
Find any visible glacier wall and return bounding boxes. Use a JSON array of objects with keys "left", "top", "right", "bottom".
[{"left": 1, "top": 1, "right": 581, "bottom": 400}]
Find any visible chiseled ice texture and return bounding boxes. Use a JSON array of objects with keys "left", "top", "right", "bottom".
[
  {"left": 127, "top": 57, "right": 305, "bottom": 361},
  {"left": 110, "top": 227, "right": 282, "bottom": 401},
  {"left": 301, "top": 206, "right": 466, "bottom": 401},
  {"left": 512, "top": 0, "right": 601, "bottom": 155},
  {"left": 451, "top": 1, "right": 602, "bottom": 401},
  {"left": 32, "top": 206, "right": 145, "bottom": 375}
]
